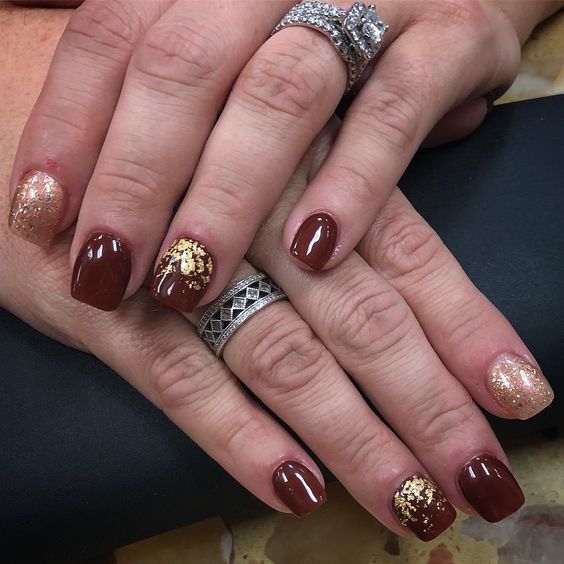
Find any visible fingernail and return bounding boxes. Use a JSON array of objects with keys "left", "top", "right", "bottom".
[
  {"left": 488, "top": 354, "right": 554, "bottom": 419},
  {"left": 151, "top": 237, "right": 214, "bottom": 313},
  {"left": 9, "top": 171, "right": 65, "bottom": 247},
  {"left": 272, "top": 461, "right": 326, "bottom": 517},
  {"left": 392, "top": 475, "right": 456, "bottom": 541},
  {"left": 71, "top": 232, "right": 131, "bottom": 311},
  {"left": 458, "top": 454, "right": 524, "bottom": 522},
  {"left": 290, "top": 213, "right": 338, "bottom": 271}
]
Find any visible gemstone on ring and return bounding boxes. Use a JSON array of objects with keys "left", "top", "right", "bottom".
[{"left": 272, "top": 1, "right": 389, "bottom": 92}]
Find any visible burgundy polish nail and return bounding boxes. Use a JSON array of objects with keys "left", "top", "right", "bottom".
[
  {"left": 290, "top": 213, "right": 338, "bottom": 271},
  {"left": 71, "top": 232, "right": 131, "bottom": 311},
  {"left": 458, "top": 454, "right": 525, "bottom": 522},
  {"left": 272, "top": 461, "right": 326, "bottom": 517},
  {"left": 151, "top": 237, "right": 214, "bottom": 313},
  {"left": 392, "top": 475, "right": 456, "bottom": 541}
]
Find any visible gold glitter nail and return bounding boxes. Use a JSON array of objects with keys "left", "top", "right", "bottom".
[
  {"left": 9, "top": 171, "right": 64, "bottom": 247},
  {"left": 488, "top": 353, "right": 554, "bottom": 419},
  {"left": 392, "top": 475, "right": 455, "bottom": 541}
]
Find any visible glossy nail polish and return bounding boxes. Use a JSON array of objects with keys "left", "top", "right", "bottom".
[
  {"left": 9, "top": 171, "right": 65, "bottom": 246},
  {"left": 290, "top": 213, "right": 338, "bottom": 270},
  {"left": 151, "top": 237, "right": 214, "bottom": 313},
  {"left": 392, "top": 475, "right": 456, "bottom": 541},
  {"left": 71, "top": 232, "right": 131, "bottom": 311},
  {"left": 488, "top": 354, "right": 554, "bottom": 419},
  {"left": 458, "top": 454, "right": 524, "bottom": 522},
  {"left": 272, "top": 461, "right": 326, "bottom": 517}
]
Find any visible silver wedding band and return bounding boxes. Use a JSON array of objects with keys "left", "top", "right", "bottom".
[
  {"left": 272, "top": 1, "right": 389, "bottom": 92},
  {"left": 198, "top": 273, "right": 287, "bottom": 358}
]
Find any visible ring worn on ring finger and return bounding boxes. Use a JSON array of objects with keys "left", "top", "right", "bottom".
[
  {"left": 198, "top": 273, "right": 287, "bottom": 358},
  {"left": 272, "top": 1, "right": 389, "bottom": 91}
]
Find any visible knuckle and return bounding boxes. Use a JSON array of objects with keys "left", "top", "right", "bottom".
[
  {"left": 344, "top": 424, "right": 395, "bottom": 477},
  {"left": 440, "top": 295, "right": 490, "bottom": 346},
  {"left": 95, "top": 158, "right": 165, "bottom": 215},
  {"left": 410, "top": 387, "right": 476, "bottom": 447},
  {"left": 149, "top": 340, "right": 222, "bottom": 411},
  {"left": 67, "top": 1, "right": 141, "bottom": 56},
  {"left": 371, "top": 209, "right": 443, "bottom": 281},
  {"left": 434, "top": 0, "right": 489, "bottom": 31},
  {"left": 217, "top": 415, "right": 270, "bottom": 456},
  {"left": 321, "top": 162, "right": 375, "bottom": 206},
  {"left": 244, "top": 315, "right": 328, "bottom": 400},
  {"left": 191, "top": 166, "right": 257, "bottom": 226},
  {"left": 327, "top": 273, "right": 410, "bottom": 359},
  {"left": 134, "top": 21, "right": 223, "bottom": 90},
  {"left": 351, "top": 82, "right": 420, "bottom": 151},
  {"left": 236, "top": 45, "right": 327, "bottom": 121}
]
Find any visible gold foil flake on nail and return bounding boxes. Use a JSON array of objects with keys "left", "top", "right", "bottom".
[
  {"left": 9, "top": 171, "right": 64, "bottom": 246},
  {"left": 158, "top": 238, "right": 213, "bottom": 290},
  {"left": 393, "top": 476, "right": 447, "bottom": 527},
  {"left": 488, "top": 353, "right": 554, "bottom": 420}
]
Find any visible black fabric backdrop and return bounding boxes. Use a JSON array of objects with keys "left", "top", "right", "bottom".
[{"left": 1, "top": 95, "right": 563, "bottom": 563}]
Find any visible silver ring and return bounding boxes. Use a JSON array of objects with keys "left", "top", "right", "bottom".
[
  {"left": 198, "top": 273, "right": 287, "bottom": 358},
  {"left": 272, "top": 1, "right": 389, "bottom": 92}
]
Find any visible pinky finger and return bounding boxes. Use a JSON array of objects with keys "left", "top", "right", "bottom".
[{"left": 359, "top": 189, "right": 554, "bottom": 421}]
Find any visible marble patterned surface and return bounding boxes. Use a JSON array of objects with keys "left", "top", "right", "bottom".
[
  {"left": 114, "top": 9, "right": 564, "bottom": 564},
  {"left": 114, "top": 428, "right": 564, "bottom": 564}
]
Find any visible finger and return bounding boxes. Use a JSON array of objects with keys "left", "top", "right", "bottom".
[
  {"left": 73, "top": 290, "right": 326, "bottom": 517},
  {"left": 422, "top": 97, "right": 488, "bottom": 148},
  {"left": 8, "top": 0, "right": 170, "bottom": 246},
  {"left": 246, "top": 151, "right": 525, "bottom": 523},
  {"left": 69, "top": 0, "right": 292, "bottom": 311},
  {"left": 146, "top": 22, "right": 345, "bottom": 313},
  {"left": 283, "top": 1, "right": 520, "bottom": 270},
  {"left": 359, "top": 189, "right": 554, "bottom": 420},
  {"left": 185, "top": 263, "right": 457, "bottom": 541}
]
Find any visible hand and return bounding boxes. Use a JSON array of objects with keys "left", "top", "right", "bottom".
[
  {"left": 7, "top": 0, "right": 562, "bottom": 314},
  {"left": 1, "top": 117, "right": 554, "bottom": 541}
]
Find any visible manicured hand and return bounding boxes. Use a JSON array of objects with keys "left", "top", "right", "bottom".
[{"left": 8, "top": 0, "right": 561, "bottom": 312}]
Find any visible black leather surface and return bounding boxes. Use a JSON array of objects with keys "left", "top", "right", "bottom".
[{"left": 1, "top": 95, "right": 563, "bottom": 563}]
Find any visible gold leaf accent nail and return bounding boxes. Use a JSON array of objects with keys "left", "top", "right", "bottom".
[
  {"left": 488, "top": 353, "right": 554, "bottom": 419},
  {"left": 392, "top": 475, "right": 456, "bottom": 541},
  {"left": 9, "top": 171, "right": 64, "bottom": 247},
  {"left": 152, "top": 238, "right": 214, "bottom": 313}
]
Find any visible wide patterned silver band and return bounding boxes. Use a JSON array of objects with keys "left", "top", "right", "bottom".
[
  {"left": 198, "top": 273, "right": 287, "bottom": 358},
  {"left": 272, "top": 1, "right": 389, "bottom": 92}
]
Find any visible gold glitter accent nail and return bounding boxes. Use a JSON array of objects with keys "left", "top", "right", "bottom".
[
  {"left": 9, "top": 171, "right": 64, "bottom": 246},
  {"left": 488, "top": 353, "right": 554, "bottom": 419},
  {"left": 393, "top": 476, "right": 449, "bottom": 531},
  {"left": 156, "top": 238, "right": 214, "bottom": 290}
]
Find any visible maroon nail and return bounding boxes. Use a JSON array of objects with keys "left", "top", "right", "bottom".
[
  {"left": 151, "top": 237, "right": 214, "bottom": 313},
  {"left": 290, "top": 213, "right": 338, "bottom": 271},
  {"left": 272, "top": 461, "right": 326, "bottom": 517},
  {"left": 458, "top": 454, "right": 524, "bottom": 522},
  {"left": 392, "top": 475, "right": 456, "bottom": 541},
  {"left": 71, "top": 232, "right": 131, "bottom": 311}
]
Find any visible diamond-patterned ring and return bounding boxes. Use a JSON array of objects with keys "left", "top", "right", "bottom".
[
  {"left": 198, "top": 273, "right": 287, "bottom": 358},
  {"left": 272, "top": 1, "right": 389, "bottom": 92}
]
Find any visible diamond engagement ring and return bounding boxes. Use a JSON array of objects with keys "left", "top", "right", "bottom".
[
  {"left": 198, "top": 273, "right": 287, "bottom": 358},
  {"left": 272, "top": 1, "right": 389, "bottom": 92}
]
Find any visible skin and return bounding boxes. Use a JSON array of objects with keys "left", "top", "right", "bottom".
[
  {"left": 7, "top": 0, "right": 564, "bottom": 318},
  {"left": 1, "top": 3, "right": 555, "bottom": 539}
]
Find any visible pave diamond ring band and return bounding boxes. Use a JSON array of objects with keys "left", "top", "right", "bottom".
[
  {"left": 272, "top": 1, "right": 389, "bottom": 92},
  {"left": 198, "top": 273, "right": 287, "bottom": 358}
]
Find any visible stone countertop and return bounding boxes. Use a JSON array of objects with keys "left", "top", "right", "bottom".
[{"left": 115, "top": 9, "right": 564, "bottom": 564}]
